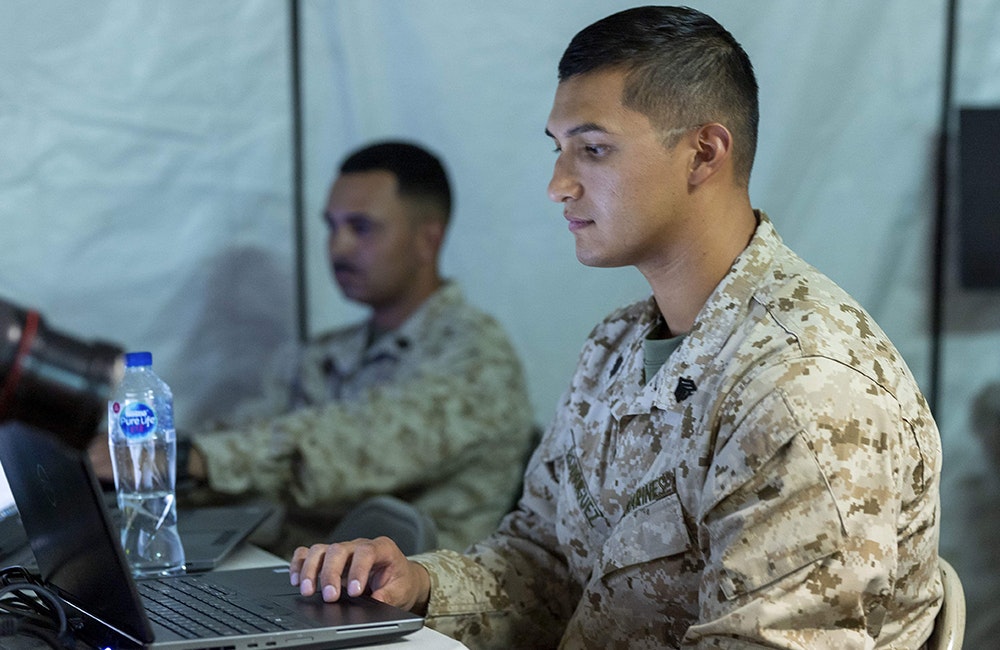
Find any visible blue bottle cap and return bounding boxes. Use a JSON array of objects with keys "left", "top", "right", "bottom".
[{"left": 125, "top": 351, "right": 153, "bottom": 367}]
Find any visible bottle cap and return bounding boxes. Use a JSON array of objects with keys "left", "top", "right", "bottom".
[{"left": 124, "top": 351, "right": 153, "bottom": 367}]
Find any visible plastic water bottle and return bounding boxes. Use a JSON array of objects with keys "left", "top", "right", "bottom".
[{"left": 108, "top": 351, "right": 185, "bottom": 577}]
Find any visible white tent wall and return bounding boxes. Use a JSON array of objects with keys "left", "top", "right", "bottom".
[
  {"left": 0, "top": 1, "right": 297, "bottom": 421},
  {"left": 1, "top": 0, "right": 999, "bottom": 643}
]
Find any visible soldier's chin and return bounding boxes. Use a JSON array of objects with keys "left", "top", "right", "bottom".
[{"left": 575, "top": 248, "right": 624, "bottom": 269}]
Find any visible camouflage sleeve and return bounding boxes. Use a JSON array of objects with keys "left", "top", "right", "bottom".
[
  {"left": 686, "top": 357, "right": 941, "bottom": 648},
  {"left": 191, "top": 319, "right": 531, "bottom": 513},
  {"left": 409, "top": 419, "right": 582, "bottom": 648}
]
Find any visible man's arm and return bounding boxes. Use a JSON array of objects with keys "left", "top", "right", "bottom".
[
  {"left": 289, "top": 435, "right": 581, "bottom": 649},
  {"left": 686, "top": 359, "right": 942, "bottom": 647},
  {"left": 191, "top": 320, "right": 532, "bottom": 511}
]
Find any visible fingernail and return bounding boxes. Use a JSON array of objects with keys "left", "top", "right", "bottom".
[
  {"left": 322, "top": 584, "right": 338, "bottom": 601},
  {"left": 289, "top": 572, "right": 299, "bottom": 586},
  {"left": 348, "top": 579, "right": 362, "bottom": 596},
  {"left": 300, "top": 578, "right": 312, "bottom": 595}
]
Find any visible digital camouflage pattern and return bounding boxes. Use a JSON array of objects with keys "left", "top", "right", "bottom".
[
  {"left": 192, "top": 283, "right": 535, "bottom": 555},
  {"left": 411, "top": 214, "right": 942, "bottom": 649}
]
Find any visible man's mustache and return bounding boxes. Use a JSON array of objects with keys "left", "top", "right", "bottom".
[{"left": 332, "top": 261, "right": 359, "bottom": 274}]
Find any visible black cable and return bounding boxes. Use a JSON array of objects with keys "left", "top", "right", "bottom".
[
  {"left": 0, "top": 567, "right": 74, "bottom": 649},
  {"left": 0, "top": 615, "right": 65, "bottom": 650}
]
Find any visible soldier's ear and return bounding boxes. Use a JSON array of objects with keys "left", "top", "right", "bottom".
[
  {"left": 417, "top": 219, "right": 445, "bottom": 264},
  {"left": 688, "top": 123, "right": 732, "bottom": 187}
]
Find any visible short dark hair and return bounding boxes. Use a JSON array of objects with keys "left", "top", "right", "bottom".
[
  {"left": 559, "top": 5, "right": 759, "bottom": 186},
  {"left": 339, "top": 140, "right": 452, "bottom": 225}
]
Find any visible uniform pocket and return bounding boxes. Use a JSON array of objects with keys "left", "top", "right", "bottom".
[
  {"left": 600, "top": 491, "right": 691, "bottom": 575},
  {"left": 709, "top": 432, "right": 844, "bottom": 600}
]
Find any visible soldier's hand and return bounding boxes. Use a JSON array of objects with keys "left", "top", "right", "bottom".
[
  {"left": 290, "top": 537, "right": 431, "bottom": 614},
  {"left": 87, "top": 434, "right": 114, "bottom": 480}
]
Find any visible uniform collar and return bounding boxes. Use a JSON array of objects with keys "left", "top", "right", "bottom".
[
  {"left": 324, "top": 281, "right": 462, "bottom": 372},
  {"left": 644, "top": 211, "right": 783, "bottom": 410}
]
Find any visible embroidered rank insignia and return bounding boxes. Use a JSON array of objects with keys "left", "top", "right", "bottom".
[{"left": 674, "top": 376, "right": 697, "bottom": 402}]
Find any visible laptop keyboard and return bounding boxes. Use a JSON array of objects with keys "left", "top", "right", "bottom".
[{"left": 139, "top": 575, "right": 297, "bottom": 639}]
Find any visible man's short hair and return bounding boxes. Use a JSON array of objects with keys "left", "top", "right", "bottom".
[
  {"left": 339, "top": 140, "right": 452, "bottom": 226},
  {"left": 558, "top": 5, "right": 759, "bottom": 186}
]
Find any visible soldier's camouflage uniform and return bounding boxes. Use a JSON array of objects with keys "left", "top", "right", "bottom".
[
  {"left": 192, "top": 283, "right": 535, "bottom": 554},
  {"left": 411, "top": 214, "right": 943, "bottom": 649}
]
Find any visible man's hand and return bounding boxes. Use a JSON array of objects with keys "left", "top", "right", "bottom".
[
  {"left": 89, "top": 433, "right": 206, "bottom": 483},
  {"left": 289, "top": 537, "right": 431, "bottom": 614},
  {"left": 87, "top": 434, "right": 114, "bottom": 481}
]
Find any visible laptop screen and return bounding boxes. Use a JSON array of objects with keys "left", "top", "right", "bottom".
[{"left": 0, "top": 422, "right": 154, "bottom": 644}]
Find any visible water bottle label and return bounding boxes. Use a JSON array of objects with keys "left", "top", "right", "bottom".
[{"left": 114, "top": 401, "right": 158, "bottom": 439}]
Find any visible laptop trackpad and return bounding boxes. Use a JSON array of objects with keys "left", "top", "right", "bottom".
[{"left": 205, "top": 566, "right": 423, "bottom": 628}]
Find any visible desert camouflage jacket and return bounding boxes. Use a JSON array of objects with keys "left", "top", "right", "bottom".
[
  {"left": 193, "top": 283, "right": 535, "bottom": 553},
  {"left": 413, "top": 214, "right": 942, "bottom": 649}
]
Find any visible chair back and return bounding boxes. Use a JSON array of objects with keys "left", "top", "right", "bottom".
[
  {"left": 927, "top": 557, "right": 965, "bottom": 650},
  {"left": 329, "top": 495, "right": 438, "bottom": 556}
]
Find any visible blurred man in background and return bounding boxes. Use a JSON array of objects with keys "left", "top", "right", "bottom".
[{"left": 92, "top": 140, "right": 535, "bottom": 558}]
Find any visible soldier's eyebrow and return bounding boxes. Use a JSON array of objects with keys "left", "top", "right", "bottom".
[{"left": 545, "top": 122, "right": 609, "bottom": 140}]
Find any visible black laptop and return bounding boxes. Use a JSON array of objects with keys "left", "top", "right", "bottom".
[{"left": 0, "top": 422, "right": 423, "bottom": 650}]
